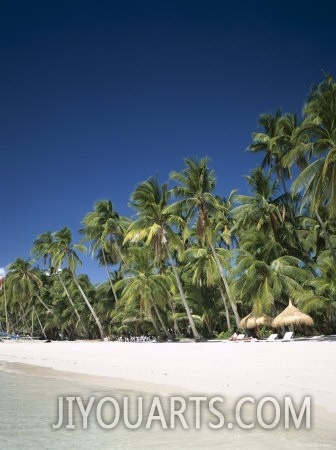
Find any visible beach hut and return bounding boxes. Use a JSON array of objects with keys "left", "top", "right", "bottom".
[
  {"left": 239, "top": 312, "right": 257, "bottom": 329},
  {"left": 272, "top": 300, "right": 314, "bottom": 328},
  {"left": 255, "top": 313, "right": 274, "bottom": 327},
  {"left": 240, "top": 312, "right": 273, "bottom": 329}
]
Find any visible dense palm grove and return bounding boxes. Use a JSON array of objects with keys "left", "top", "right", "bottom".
[{"left": 1, "top": 76, "right": 336, "bottom": 340}]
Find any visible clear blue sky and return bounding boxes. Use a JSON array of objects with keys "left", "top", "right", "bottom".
[{"left": 1, "top": 0, "right": 335, "bottom": 283}]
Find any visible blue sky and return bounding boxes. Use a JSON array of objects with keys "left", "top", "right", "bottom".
[{"left": 1, "top": 0, "right": 336, "bottom": 283}]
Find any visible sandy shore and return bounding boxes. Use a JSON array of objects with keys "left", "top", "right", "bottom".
[
  {"left": 2, "top": 340, "right": 336, "bottom": 449},
  {"left": 1, "top": 339, "right": 336, "bottom": 415}
]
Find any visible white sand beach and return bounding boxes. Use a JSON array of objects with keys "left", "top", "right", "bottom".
[
  {"left": 1, "top": 338, "right": 336, "bottom": 413},
  {"left": 1, "top": 338, "right": 336, "bottom": 449}
]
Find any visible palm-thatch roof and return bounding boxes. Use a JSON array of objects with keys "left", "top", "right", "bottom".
[
  {"left": 240, "top": 312, "right": 274, "bottom": 329},
  {"left": 240, "top": 312, "right": 257, "bottom": 329},
  {"left": 272, "top": 300, "right": 314, "bottom": 328},
  {"left": 255, "top": 314, "right": 274, "bottom": 327}
]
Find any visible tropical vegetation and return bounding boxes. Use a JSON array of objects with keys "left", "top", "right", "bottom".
[{"left": 1, "top": 75, "right": 336, "bottom": 340}]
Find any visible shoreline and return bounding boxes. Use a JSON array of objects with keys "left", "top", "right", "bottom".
[
  {"left": 2, "top": 340, "right": 336, "bottom": 444},
  {"left": 1, "top": 340, "right": 336, "bottom": 411}
]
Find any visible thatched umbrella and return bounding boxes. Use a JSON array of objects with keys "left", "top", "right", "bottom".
[
  {"left": 240, "top": 312, "right": 257, "bottom": 329},
  {"left": 255, "top": 314, "right": 274, "bottom": 327},
  {"left": 272, "top": 300, "right": 314, "bottom": 328}
]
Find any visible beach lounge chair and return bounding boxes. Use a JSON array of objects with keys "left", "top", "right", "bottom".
[
  {"left": 265, "top": 333, "right": 278, "bottom": 342},
  {"left": 280, "top": 331, "right": 294, "bottom": 342}
]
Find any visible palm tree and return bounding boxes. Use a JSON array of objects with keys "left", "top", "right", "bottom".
[
  {"left": 184, "top": 245, "right": 232, "bottom": 330},
  {"left": 6, "top": 258, "right": 52, "bottom": 313},
  {"left": 169, "top": 157, "right": 240, "bottom": 326},
  {"left": 182, "top": 282, "right": 223, "bottom": 337},
  {"left": 115, "top": 246, "right": 172, "bottom": 338},
  {"left": 124, "top": 176, "right": 201, "bottom": 340},
  {"left": 4, "top": 259, "right": 53, "bottom": 336},
  {"left": 291, "top": 75, "right": 336, "bottom": 262},
  {"left": 51, "top": 227, "right": 105, "bottom": 339},
  {"left": 231, "top": 167, "right": 283, "bottom": 239},
  {"left": 232, "top": 167, "right": 309, "bottom": 263},
  {"left": 249, "top": 109, "right": 291, "bottom": 192},
  {"left": 80, "top": 200, "right": 128, "bottom": 303},
  {"left": 249, "top": 112, "right": 310, "bottom": 257},
  {"left": 232, "top": 230, "right": 311, "bottom": 315},
  {"left": 297, "top": 254, "right": 336, "bottom": 333},
  {"left": 32, "top": 231, "right": 87, "bottom": 335}
]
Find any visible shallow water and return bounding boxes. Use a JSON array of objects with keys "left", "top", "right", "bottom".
[{"left": 0, "top": 363, "right": 335, "bottom": 449}]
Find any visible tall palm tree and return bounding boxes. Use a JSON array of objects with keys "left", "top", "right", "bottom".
[
  {"left": 32, "top": 231, "right": 87, "bottom": 335},
  {"left": 291, "top": 75, "right": 336, "bottom": 262},
  {"left": 51, "top": 227, "right": 105, "bottom": 339},
  {"left": 231, "top": 167, "right": 283, "bottom": 239},
  {"left": 281, "top": 112, "right": 309, "bottom": 172},
  {"left": 80, "top": 200, "right": 128, "bottom": 303},
  {"left": 249, "top": 112, "right": 309, "bottom": 257},
  {"left": 169, "top": 157, "right": 240, "bottom": 326},
  {"left": 249, "top": 109, "right": 291, "bottom": 192},
  {"left": 124, "top": 176, "right": 201, "bottom": 340}
]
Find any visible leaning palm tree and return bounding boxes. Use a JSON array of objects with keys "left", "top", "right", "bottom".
[
  {"left": 51, "top": 227, "right": 105, "bottom": 339},
  {"left": 124, "top": 176, "right": 201, "bottom": 340},
  {"left": 169, "top": 157, "right": 240, "bottom": 326},
  {"left": 32, "top": 231, "right": 87, "bottom": 335}
]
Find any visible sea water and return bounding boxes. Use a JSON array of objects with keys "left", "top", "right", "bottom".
[{"left": 0, "top": 365, "right": 335, "bottom": 449}]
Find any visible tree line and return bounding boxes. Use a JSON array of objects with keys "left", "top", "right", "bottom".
[{"left": 1, "top": 75, "right": 336, "bottom": 340}]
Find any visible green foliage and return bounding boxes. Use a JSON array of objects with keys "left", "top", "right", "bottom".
[
  {"left": 3, "top": 74, "right": 336, "bottom": 339},
  {"left": 258, "top": 326, "right": 274, "bottom": 339},
  {"left": 215, "top": 330, "right": 234, "bottom": 340}
]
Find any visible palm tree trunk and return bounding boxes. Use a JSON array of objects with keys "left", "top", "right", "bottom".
[
  {"left": 19, "top": 305, "right": 30, "bottom": 334},
  {"left": 102, "top": 249, "right": 118, "bottom": 303},
  {"left": 71, "top": 272, "right": 105, "bottom": 339},
  {"left": 219, "top": 284, "right": 231, "bottom": 330},
  {"left": 152, "top": 301, "right": 170, "bottom": 338},
  {"left": 316, "top": 209, "right": 336, "bottom": 263},
  {"left": 149, "top": 310, "right": 160, "bottom": 337},
  {"left": 164, "top": 244, "right": 201, "bottom": 340},
  {"left": 209, "top": 243, "right": 241, "bottom": 327},
  {"left": 168, "top": 300, "right": 181, "bottom": 336},
  {"left": 35, "top": 308, "right": 47, "bottom": 339},
  {"left": 3, "top": 279, "right": 9, "bottom": 334},
  {"left": 36, "top": 293, "right": 52, "bottom": 312},
  {"left": 57, "top": 273, "right": 88, "bottom": 335},
  {"left": 31, "top": 306, "right": 34, "bottom": 337}
]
